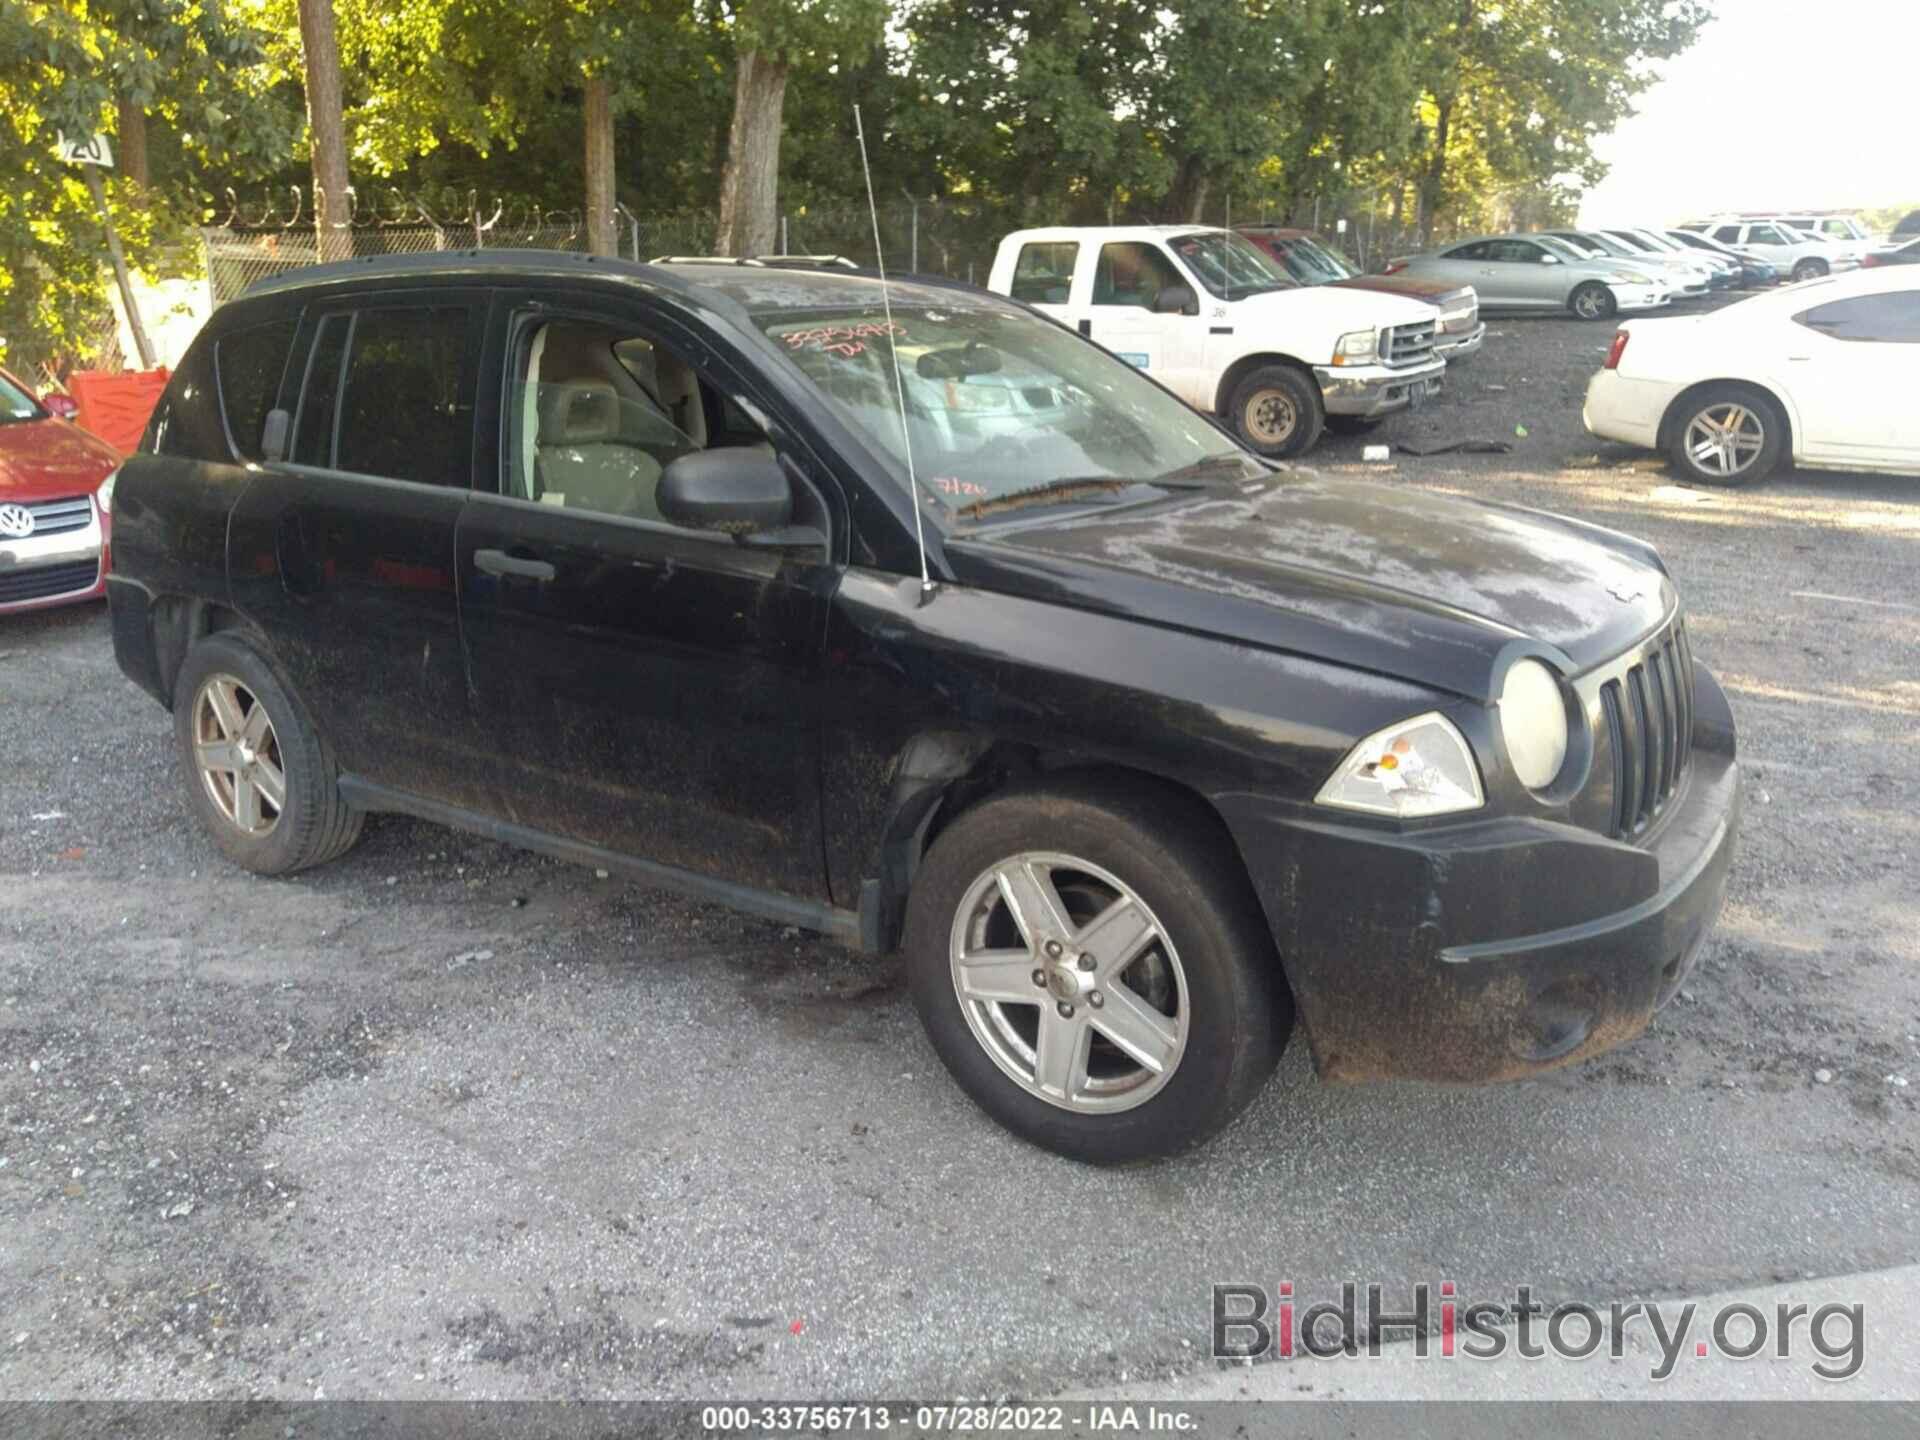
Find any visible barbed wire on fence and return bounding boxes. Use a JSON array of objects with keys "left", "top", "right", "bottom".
[{"left": 199, "top": 184, "right": 1482, "bottom": 311}]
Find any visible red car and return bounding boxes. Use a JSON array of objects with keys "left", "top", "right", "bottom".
[
  {"left": 0, "top": 365, "right": 120, "bottom": 614},
  {"left": 1238, "top": 226, "right": 1486, "bottom": 361}
]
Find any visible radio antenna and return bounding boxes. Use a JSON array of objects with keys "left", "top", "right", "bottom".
[{"left": 853, "top": 103, "right": 933, "bottom": 595}]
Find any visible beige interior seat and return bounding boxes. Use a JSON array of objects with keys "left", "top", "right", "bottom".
[{"left": 534, "top": 380, "right": 664, "bottom": 520}]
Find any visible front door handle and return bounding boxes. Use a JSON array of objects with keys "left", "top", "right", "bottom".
[
  {"left": 1078, "top": 318, "right": 1092, "bottom": 337},
  {"left": 473, "top": 548, "right": 556, "bottom": 582}
]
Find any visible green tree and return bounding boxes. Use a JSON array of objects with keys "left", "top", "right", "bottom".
[
  {"left": 0, "top": 0, "right": 288, "bottom": 368},
  {"left": 1408, "top": 0, "right": 1710, "bottom": 242}
]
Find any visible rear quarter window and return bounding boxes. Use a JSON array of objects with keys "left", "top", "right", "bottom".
[
  {"left": 1010, "top": 242, "right": 1078, "bottom": 305},
  {"left": 216, "top": 319, "right": 298, "bottom": 461}
]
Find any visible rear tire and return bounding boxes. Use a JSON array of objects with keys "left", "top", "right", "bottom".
[
  {"left": 1226, "top": 365, "right": 1323, "bottom": 458},
  {"left": 1664, "top": 383, "right": 1785, "bottom": 487},
  {"left": 1570, "top": 282, "right": 1617, "bottom": 321},
  {"left": 172, "top": 633, "right": 364, "bottom": 875},
  {"left": 1791, "top": 258, "right": 1828, "bottom": 283},
  {"left": 904, "top": 778, "right": 1290, "bottom": 1164}
]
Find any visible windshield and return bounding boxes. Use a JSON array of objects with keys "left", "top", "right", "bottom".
[
  {"left": 0, "top": 371, "right": 45, "bottom": 424},
  {"left": 1166, "top": 232, "right": 1292, "bottom": 299},
  {"left": 755, "top": 299, "right": 1259, "bottom": 525},
  {"left": 1538, "top": 235, "right": 1598, "bottom": 262},
  {"left": 1277, "top": 236, "right": 1356, "bottom": 284}
]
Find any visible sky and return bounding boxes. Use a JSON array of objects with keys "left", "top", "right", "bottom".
[{"left": 1576, "top": 0, "right": 1915, "bottom": 227}]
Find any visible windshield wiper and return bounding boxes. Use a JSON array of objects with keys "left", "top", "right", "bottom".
[
  {"left": 1152, "top": 453, "right": 1260, "bottom": 484},
  {"left": 955, "top": 466, "right": 1238, "bottom": 521},
  {"left": 954, "top": 477, "right": 1134, "bottom": 521}
]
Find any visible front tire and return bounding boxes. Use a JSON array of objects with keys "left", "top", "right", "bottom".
[
  {"left": 1791, "top": 258, "right": 1828, "bottom": 283},
  {"left": 1226, "top": 365, "right": 1324, "bottom": 458},
  {"left": 904, "top": 779, "right": 1289, "bottom": 1164},
  {"left": 172, "top": 633, "right": 364, "bottom": 875},
  {"left": 1570, "top": 282, "right": 1617, "bottom": 321},
  {"left": 1665, "top": 383, "right": 1784, "bottom": 486}
]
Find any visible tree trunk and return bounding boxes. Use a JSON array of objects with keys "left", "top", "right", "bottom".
[
  {"left": 584, "top": 71, "right": 617, "bottom": 257},
  {"left": 1416, "top": 95, "right": 1454, "bottom": 246},
  {"left": 715, "top": 50, "right": 790, "bottom": 257},
  {"left": 296, "top": 0, "right": 352, "bottom": 262},
  {"left": 115, "top": 94, "right": 149, "bottom": 190}
]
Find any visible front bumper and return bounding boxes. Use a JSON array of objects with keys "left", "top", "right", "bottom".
[
  {"left": 1219, "top": 659, "right": 1740, "bottom": 1084},
  {"left": 1433, "top": 322, "right": 1486, "bottom": 361},
  {"left": 1313, "top": 357, "right": 1447, "bottom": 417},
  {"left": 0, "top": 507, "right": 107, "bottom": 614},
  {"left": 1610, "top": 282, "right": 1669, "bottom": 312}
]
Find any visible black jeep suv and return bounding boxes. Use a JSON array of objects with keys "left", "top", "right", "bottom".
[{"left": 108, "top": 251, "right": 1739, "bottom": 1162}]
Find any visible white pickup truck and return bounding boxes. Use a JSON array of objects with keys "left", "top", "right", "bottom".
[{"left": 987, "top": 225, "right": 1446, "bottom": 457}]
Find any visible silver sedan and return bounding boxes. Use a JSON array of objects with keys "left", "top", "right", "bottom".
[{"left": 1386, "top": 234, "right": 1670, "bottom": 320}]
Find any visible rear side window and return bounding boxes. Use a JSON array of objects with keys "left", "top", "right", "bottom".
[
  {"left": 215, "top": 319, "right": 296, "bottom": 461},
  {"left": 1010, "top": 242, "right": 1078, "bottom": 305},
  {"left": 291, "top": 305, "right": 475, "bottom": 486},
  {"left": 1713, "top": 225, "right": 1743, "bottom": 244},
  {"left": 1795, "top": 294, "right": 1920, "bottom": 343},
  {"left": 1443, "top": 241, "right": 1490, "bottom": 261}
]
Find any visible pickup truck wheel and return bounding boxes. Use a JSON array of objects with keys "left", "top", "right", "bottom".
[
  {"left": 1665, "top": 384, "right": 1784, "bottom": 486},
  {"left": 1570, "top": 282, "right": 1617, "bottom": 321},
  {"left": 1791, "top": 258, "right": 1828, "bottom": 283},
  {"left": 1227, "top": 366, "right": 1323, "bottom": 458},
  {"left": 172, "top": 634, "right": 364, "bottom": 875},
  {"left": 904, "top": 781, "right": 1288, "bottom": 1164}
]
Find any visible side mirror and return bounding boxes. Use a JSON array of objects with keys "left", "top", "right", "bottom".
[
  {"left": 657, "top": 448, "right": 793, "bottom": 535},
  {"left": 260, "top": 407, "right": 291, "bottom": 463},
  {"left": 1153, "top": 283, "right": 1199, "bottom": 316},
  {"left": 1539, "top": 253, "right": 1561, "bottom": 265},
  {"left": 42, "top": 392, "right": 80, "bottom": 420}
]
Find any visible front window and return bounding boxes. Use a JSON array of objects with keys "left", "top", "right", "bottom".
[
  {"left": 0, "top": 371, "right": 45, "bottom": 424},
  {"left": 754, "top": 298, "right": 1257, "bottom": 526},
  {"left": 1165, "top": 232, "right": 1292, "bottom": 299}
]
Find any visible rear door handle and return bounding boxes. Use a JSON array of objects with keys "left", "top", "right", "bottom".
[{"left": 473, "top": 548, "right": 555, "bottom": 582}]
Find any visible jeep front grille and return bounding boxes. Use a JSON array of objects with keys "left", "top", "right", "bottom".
[{"left": 1599, "top": 618, "right": 1695, "bottom": 838}]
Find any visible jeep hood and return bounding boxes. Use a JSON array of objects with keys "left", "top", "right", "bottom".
[{"left": 944, "top": 474, "right": 1675, "bottom": 701}]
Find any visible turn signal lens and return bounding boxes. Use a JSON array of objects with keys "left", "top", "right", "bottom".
[
  {"left": 1604, "top": 331, "right": 1630, "bottom": 370},
  {"left": 1316, "top": 713, "right": 1484, "bottom": 818}
]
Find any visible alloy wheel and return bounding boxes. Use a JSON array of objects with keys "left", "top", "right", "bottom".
[
  {"left": 192, "top": 674, "right": 286, "bottom": 837},
  {"left": 1683, "top": 403, "right": 1766, "bottom": 479},
  {"left": 948, "top": 852, "right": 1188, "bottom": 1113}
]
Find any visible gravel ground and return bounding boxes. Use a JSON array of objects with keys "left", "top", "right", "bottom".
[{"left": 3, "top": 295, "right": 1917, "bottom": 1401}]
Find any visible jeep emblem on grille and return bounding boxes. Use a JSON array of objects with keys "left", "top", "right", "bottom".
[{"left": 0, "top": 504, "right": 35, "bottom": 539}]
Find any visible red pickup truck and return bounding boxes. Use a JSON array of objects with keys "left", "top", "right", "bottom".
[{"left": 1238, "top": 227, "right": 1485, "bottom": 362}]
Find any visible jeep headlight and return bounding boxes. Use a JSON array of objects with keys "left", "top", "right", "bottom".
[
  {"left": 1331, "top": 329, "right": 1377, "bottom": 366},
  {"left": 1499, "top": 658, "right": 1569, "bottom": 790},
  {"left": 1316, "top": 712, "right": 1484, "bottom": 818}
]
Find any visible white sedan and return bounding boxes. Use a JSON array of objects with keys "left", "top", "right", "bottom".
[{"left": 1584, "top": 267, "right": 1920, "bottom": 485}]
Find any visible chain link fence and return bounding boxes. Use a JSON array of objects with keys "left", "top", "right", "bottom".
[{"left": 196, "top": 188, "right": 1497, "bottom": 313}]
